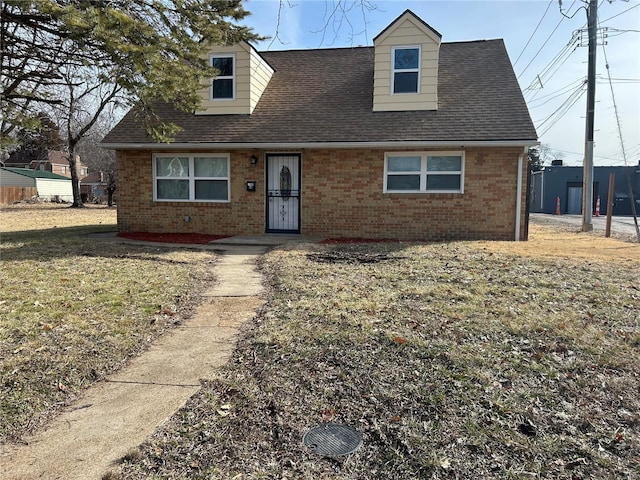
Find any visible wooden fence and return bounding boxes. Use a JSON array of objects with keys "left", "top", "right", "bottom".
[{"left": 0, "top": 187, "right": 38, "bottom": 204}]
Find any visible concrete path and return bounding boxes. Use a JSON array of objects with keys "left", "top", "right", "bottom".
[{"left": 0, "top": 245, "right": 267, "bottom": 480}]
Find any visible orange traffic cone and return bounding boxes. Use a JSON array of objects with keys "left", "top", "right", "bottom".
[
  {"left": 555, "top": 196, "right": 561, "bottom": 215},
  {"left": 595, "top": 196, "right": 600, "bottom": 217}
]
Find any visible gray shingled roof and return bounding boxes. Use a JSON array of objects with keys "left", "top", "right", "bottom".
[{"left": 102, "top": 40, "right": 537, "bottom": 146}]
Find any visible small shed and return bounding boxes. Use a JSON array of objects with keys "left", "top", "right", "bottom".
[{"left": 0, "top": 167, "right": 73, "bottom": 203}]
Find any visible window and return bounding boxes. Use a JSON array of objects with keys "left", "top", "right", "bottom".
[
  {"left": 211, "top": 55, "right": 235, "bottom": 100},
  {"left": 392, "top": 46, "right": 420, "bottom": 94},
  {"left": 384, "top": 152, "right": 464, "bottom": 193},
  {"left": 61, "top": 165, "right": 67, "bottom": 174},
  {"left": 154, "top": 154, "right": 230, "bottom": 202}
]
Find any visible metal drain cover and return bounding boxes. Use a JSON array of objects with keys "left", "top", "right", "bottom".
[{"left": 303, "top": 423, "right": 363, "bottom": 457}]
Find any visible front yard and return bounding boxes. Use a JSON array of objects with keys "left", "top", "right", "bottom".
[
  {"left": 1, "top": 204, "right": 638, "bottom": 479},
  {"left": 115, "top": 225, "right": 639, "bottom": 479}
]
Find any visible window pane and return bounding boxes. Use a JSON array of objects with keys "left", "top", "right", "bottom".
[
  {"left": 387, "top": 175, "right": 420, "bottom": 190},
  {"left": 213, "top": 78, "right": 233, "bottom": 99},
  {"left": 157, "top": 179, "right": 189, "bottom": 199},
  {"left": 156, "top": 157, "right": 188, "bottom": 177},
  {"left": 195, "top": 180, "right": 228, "bottom": 200},
  {"left": 426, "top": 175, "right": 461, "bottom": 191},
  {"left": 394, "top": 72, "right": 418, "bottom": 93},
  {"left": 387, "top": 156, "right": 421, "bottom": 172},
  {"left": 212, "top": 57, "right": 233, "bottom": 76},
  {"left": 427, "top": 156, "right": 462, "bottom": 172},
  {"left": 195, "top": 157, "right": 227, "bottom": 177},
  {"left": 394, "top": 48, "right": 419, "bottom": 69}
]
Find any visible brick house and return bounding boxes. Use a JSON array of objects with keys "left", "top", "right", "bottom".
[
  {"left": 102, "top": 10, "right": 538, "bottom": 241},
  {"left": 5, "top": 150, "right": 87, "bottom": 179}
]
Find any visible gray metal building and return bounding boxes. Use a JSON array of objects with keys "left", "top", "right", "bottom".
[{"left": 530, "top": 163, "right": 640, "bottom": 216}]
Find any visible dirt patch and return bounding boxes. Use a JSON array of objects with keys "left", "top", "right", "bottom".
[
  {"left": 320, "top": 237, "right": 401, "bottom": 244},
  {"left": 307, "top": 251, "right": 403, "bottom": 264}
]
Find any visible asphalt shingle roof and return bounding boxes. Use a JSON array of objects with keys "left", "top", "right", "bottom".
[{"left": 103, "top": 40, "right": 537, "bottom": 146}]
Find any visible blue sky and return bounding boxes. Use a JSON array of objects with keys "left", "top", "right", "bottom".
[{"left": 242, "top": 0, "right": 640, "bottom": 166}]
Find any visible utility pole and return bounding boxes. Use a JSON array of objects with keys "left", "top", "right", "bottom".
[{"left": 582, "top": 0, "right": 597, "bottom": 231}]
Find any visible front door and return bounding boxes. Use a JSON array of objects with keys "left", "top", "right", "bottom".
[{"left": 266, "top": 154, "right": 301, "bottom": 233}]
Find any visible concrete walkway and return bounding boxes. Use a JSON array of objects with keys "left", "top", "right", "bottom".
[{"left": 0, "top": 244, "right": 267, "bottom": 480}]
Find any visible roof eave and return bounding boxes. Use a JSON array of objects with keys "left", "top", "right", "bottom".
[{"left": 100, "top": 139, "right": 539, "bottom": 150}]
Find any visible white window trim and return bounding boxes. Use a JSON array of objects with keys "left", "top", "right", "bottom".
[
  {"left": 210, "top": 54, "right": 236, "bottom": 101},
  {"left": 391, "top": 45, "right": 421, "bottom": 95},
  {"left": 153, "top": 153, "right": 231, "bottom": 202},
  {"left": 384, "top": 151, "right": 465, "bottom": 194}
]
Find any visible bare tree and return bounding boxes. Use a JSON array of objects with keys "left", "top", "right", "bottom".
[
  {"left": 76, "top": 117, "right": 119, "bottom": 207},
  {"left": 46, "top": 64, "right": 124, "bottom": 207},
  {"left": 270, "top": 0, "right": 378, "bottom": 48}
]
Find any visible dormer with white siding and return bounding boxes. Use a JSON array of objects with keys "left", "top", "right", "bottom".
[
  {"left": 196, "top": 41, "right": 274, "bottom": 115},
  {"left": 373, "top": 10, "right": 441, "bottom": 112}
]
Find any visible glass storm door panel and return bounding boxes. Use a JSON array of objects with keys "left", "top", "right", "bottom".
[{"left": 266, "top": 154, "right": 301, "bottom": 233}]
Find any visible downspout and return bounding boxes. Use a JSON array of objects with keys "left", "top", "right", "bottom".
[{"left": 515, "top": 147, "right": 527, "bottom": 241}]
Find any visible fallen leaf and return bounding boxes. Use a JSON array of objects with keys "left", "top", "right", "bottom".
[
  {"left": 393, "top": 337, "right": 407, "bottom": 344},
  {"left": 58, "top": 382, "right": 68, "bottom": 392}
]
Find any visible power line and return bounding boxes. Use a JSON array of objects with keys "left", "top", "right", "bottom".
[
  {"left": 517, "top": 1, "right": 578, "bottom": 80},
  {"left": 528, "top": 77, "right": 586, "bottom": 107},
  {"left": 514, "top": 0, "right": 554, "bottom": 66},
  {"left": 601, "top": 41, "right": 629, "bottom": 166},
  {"left": 522, "top": 36, "right": 579, "bottom": 96},
  {"left": 535, "top": 82, "right": 586, "bottom": 136},
  {"left": 599, "top": 3, "right": 640, "bottom": 24}
]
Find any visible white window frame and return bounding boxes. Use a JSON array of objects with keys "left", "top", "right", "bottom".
[
  {"left": 210, "top": 54, "right": 236, "bottom": 101},
  {"left": 384, "top": 151, "right": 465, "bottom": 194},
  {"left": 153, "top": 153, "right": 231, "bottom": 202},
  {"left": 391, "top": 45, "right": 421, "bottom": 95}
]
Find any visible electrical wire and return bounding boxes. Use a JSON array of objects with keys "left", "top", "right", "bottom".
[
  {"left": 535, "top": 82, "right": 586, "bottom": 136},
  {"left": 601, "top": 42, "right": 629, "bottom": 166},
  {"left": 514, "top": 0, "right": 554, "bottom": 66},
  {"left": 522, "top": 37, "right": 579, "bottom": 96},
  {"left": 599, "top": 3, "right": 640, "bottom": 24},
  {"left": 517, "top": 0, "right": 578, "bottom": 80},
  {"left": 528, "top": 77, "right": 586, "bottom": 107}
]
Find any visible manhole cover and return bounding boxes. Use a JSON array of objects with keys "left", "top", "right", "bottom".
[{"left": 303, "top": 423, "right": 363, "bottom": 457}]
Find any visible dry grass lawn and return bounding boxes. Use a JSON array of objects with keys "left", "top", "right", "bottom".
[
  {"left": 0, "top": 203, "right": 217, "bottom": 442},
  {"left": 1, "top": 204, "right": 638, "bottom": 479},
  {"left": 112, "top": 220, "right": 639, "bottom": 480}
]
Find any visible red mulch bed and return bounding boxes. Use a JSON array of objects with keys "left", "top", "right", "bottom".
[
  {"left": 118, "top": 232, "right": 230, "bottom": 244},
  {"left": 319, "top": 237, "right": 401, "bottom": 244}
]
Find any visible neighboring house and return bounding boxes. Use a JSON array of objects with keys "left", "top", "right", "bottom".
[
  {"left": 530, "top": 162, "right": 640, "bottom": 216},
  {"left": 80, "top": 171, "right": 114, "bottom": 203},
  {"left": 0, "top": 167, "right": 73, "bottom": 202},
  {"left": 101, "top": 10, "right": 538, "bottom": 241},
  {"left": 5, "top": 150, "right": 87, "bottom": 179}
]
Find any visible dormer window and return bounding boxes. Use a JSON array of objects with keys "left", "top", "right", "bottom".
[
  {"left": 211, "top": 54, "right": 235, "bottom": 100},
  {"left": 392, "top": 46, "right": 420, "bottom": 94}
]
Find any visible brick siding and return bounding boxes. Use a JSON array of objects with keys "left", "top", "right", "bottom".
[{"left": 116, "top": 146, "right": 527, "bottom": 241}]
